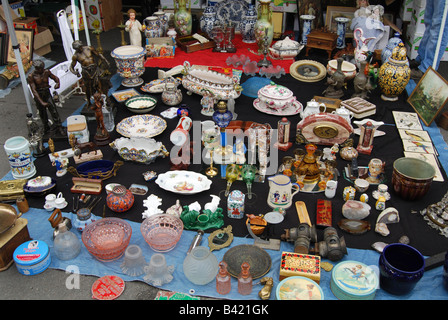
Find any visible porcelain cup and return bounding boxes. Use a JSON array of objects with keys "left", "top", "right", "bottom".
[
  {"left": 379, "top": 243, "right": 425, "bottom": 295},
  {"left": 45, "top": 192, "right": 62, "bottom": 207},
  {"left": 54, "top": 197, "right": 67, "bottom": 209}
]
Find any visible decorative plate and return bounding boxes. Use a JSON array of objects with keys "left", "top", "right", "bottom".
[
  {"left": 124, "top": 95, "right": 157, "bottom": 114},
  {"left": 112, "top": 88, "right": 140, "bottom": 102},
  {"left": 223, "top": 244, "right": 271, "bottom": 279},
  {"left": 116, "top": 115, "right": 167, "bottom": 138},
  {"left": 253, "top": 98, "right": 303, "bottom": 116},
  {"left": 290, "top": 60, "right": 327, "bottom": 83},
  {"left": 141, "top": 77, "right": 182, "bottom": 93},
  {"left": 213, "top": 0, "right": 249, "bottom": 32},
  {"left": 155, "top": 171, "right": 212, "bottom": 195}
]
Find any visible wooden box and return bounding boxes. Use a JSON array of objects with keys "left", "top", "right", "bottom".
[
  {"left": 13, "top": 17, "right": 38, "bottom": 34},
  {"left": 71, "top": 177, "right": 102, "bottom": 195},
  {"left": 340, "top": 97, "right": 376, "bottom": 119},
  {"left": 305, "top": 30, "right": 337, "bottom": 59},
  {"left": 279, "top": 251, "right": 321, "bottom": 283},
  {"left": 175, "top": 33, "right": 215, "bottom": 53},
  {"left": 0, "top": 218, "right": 31, "bottom": 271}
]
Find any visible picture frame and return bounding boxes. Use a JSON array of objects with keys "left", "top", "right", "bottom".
[
  {"left": 290, "top": 59, "right": 326, "bottom": 83},
  {"left": 407, "top": 66, "right": 448, "bottom": 126},
  {"left": 325, "top": 6, "right": 357, "bottom": 38},
  {"left": 6, "top": 27, "right": 34, "bottom": 64}
]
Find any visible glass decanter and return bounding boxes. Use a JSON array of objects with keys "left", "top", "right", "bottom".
[
  {"left": 216, "top": 261, "right": 231, "bottom": 295},
  {"left": 238, "top": 262, "right": 252, "bottom": 295},
  {"left": 54, "top": 223, "right": 81, "bottom": 261}
]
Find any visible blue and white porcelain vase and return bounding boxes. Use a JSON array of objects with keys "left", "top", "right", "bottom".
[
  {"left": 153, "top": 9, "right": 169, "bottom": 37},
  {"left": 200, "top": 4, "right": 216, "bottom": 38},
  {"left": 240, "top": 4, "right": 257, "bottom": 44},
  {"left": 300, "top": 15, "right": 315, "bottom": 45},
  {"left": 381, "top": 32, "right": 403, "bottom": 64},
  {"left": 335, "top": 17, "right": 349, "bottom": 49}
]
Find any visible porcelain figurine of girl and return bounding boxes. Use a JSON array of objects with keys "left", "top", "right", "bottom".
[{"left": 125, "top": 9, "right": 143, "bottom": 47}]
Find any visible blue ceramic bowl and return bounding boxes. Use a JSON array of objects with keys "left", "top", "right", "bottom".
[{"left": 379, "top": 243, "right": 425, "bottom": 295}]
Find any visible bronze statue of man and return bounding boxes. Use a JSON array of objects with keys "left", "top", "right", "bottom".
[
  {"left": 69, "top": 40, "right": 110, "bottom": 106},
  {"left": 27, "top": 59, "right": 66, "bottom": 137}
]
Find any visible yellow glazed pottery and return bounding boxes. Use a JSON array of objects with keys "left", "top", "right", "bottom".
[{"left": 378, "top": 43, "right": 410, "bottom": 101}]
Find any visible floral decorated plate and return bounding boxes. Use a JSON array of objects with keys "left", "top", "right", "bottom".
[
  {"left": 155, "top": 171, "right": 212, "bottom": 194},
  {"left": 116, "top": 115, "right": 167, "bottom": 138},
  {"left": 253, "top": 98, "right": 303, "bottom": 116},
  {"left": 112, "top": 88, "right": 140, "bottom": 102}
]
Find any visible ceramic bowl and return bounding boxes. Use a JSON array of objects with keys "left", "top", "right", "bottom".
[
  {"left": 82, "top": 218, "right": 132, "bottom": 262},
  {"left": 327, "top": 59, "right": 357, "bottom": 80},
  {"left": 141, "top": 214, "right": 184, "bottom": 252},
  {"left": 124, "top": 95, "right": 158, "bottom": 114},
  {"left": 354, "top": 178, "right": 370, "bottom": 193},
  {"left": 155, "top": 171, "right": 212, "bottom": 194},
  {"left": 391, "top": 157, "right": 435, "bottom": 201},
  {"left": 116, "top": 115, "right": 167, "bottom": 138},
  {"left": 257, "top": 83, "right": 296, "bottom": 111},
  {"left": 109, "top": 137, "right": 168, "bottom": 165}
]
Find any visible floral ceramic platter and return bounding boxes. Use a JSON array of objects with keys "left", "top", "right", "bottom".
[
  {"left": 155, "top": 171, "right": 212, "bottom": 195},
  {"left": 112, "top": 88, "right": 140, "bottom": 102},
  {"left": 253, "top": 98, "right": 303, "bottom": 116},
  {"left": 213, "top": 0, "right": 249, "bottom": 32},
  {"left": 141, "top": 77, "right": 182, "bottom": 93},
  {"left": 116, "top": 115, "right": 167, "bottom": 138}
]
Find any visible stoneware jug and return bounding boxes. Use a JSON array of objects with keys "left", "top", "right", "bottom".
[
  {"left": 267, "top": 174, "right": 300, "bottom": 209},
  {"left": 301, "top": 99, "right": 326, "bottom": 119}
]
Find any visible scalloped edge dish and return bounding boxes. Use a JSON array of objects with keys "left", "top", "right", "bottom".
[
  {"left": 116, "top": 114, "right": 167, "bottom": 138},
  {"left": 155, "top": 171, "right": 212, "bottom": 194}
]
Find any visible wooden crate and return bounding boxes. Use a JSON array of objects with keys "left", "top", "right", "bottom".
[{"left": 175, "top": 34, "right": 215, "bottom": 53}]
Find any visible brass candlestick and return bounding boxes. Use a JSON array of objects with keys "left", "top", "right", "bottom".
[
  {"left": 92, "top": 28, "right": 103, "bottom": 54},
  {"left": 118, "top": 22, "right": 127, "bottom": 46}
]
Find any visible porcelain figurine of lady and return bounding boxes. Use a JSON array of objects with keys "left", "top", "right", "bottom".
[{"left": 200, "top": 89, "right": 216, "bottom": 116}]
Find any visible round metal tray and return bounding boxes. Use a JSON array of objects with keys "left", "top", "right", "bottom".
[{"left": 222, "top": 244, "right": 271, "bottom": 279}]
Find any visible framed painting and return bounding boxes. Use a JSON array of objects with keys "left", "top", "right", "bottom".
[
  {"left": 6, "top": 27, "right": 34, "bottom": 64},
  {"left": 407, "top": 66, "right": 448, "bottom": 126},
  {"left": 290, "top": 60, "right": 326, "bottom": 82},
  {"left": 299, "top": 0, "right": 323, "bottom": 29},
  {"left": 325, "top": 6, "right": 357, "bottom": 38}
]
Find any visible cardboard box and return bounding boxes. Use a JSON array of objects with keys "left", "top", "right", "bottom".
[
  {"left": 33, "top": 26, "right": 53, "bottom": 56},
  {"left": 411, "top": 6, "right": 425, "bottom": 34},
  {"left": 399, "top": 0, "right": 413, "bottom": 22},
  {"left": 13, "top": 17, "right": 38, "bottom": 34},
  {"left": 405, "top": 30, "right": 422, "bottom": 60},
  {"left": 9, "top": 2, "right": 25, "bottom": 17}
]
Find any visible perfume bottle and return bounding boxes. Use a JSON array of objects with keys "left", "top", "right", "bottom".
[
  {"left": 216, "top": 261, "right": 231, "bottom": 295},
  {"left": 238, "top": 262, "right": 252, "bottom": 295}
]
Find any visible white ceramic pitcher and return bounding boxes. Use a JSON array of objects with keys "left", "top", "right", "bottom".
[{"left": 267, "top": 174, "right": 300, "bottom": 209}]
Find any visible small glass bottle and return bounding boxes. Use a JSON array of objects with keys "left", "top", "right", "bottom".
[
  {"left": 216, "top": 261, "right": 231, "bottom": 295},
  {"left": 238, "top": 262, "right": 252, "bottom": 295},
  {"left": 54, "top": 223, "right": 81, "bottom": 261}
]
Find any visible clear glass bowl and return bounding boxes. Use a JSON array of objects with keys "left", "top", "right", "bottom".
[
  {"left": 140, "top": 214, "right": 183, "bottom": 252},
  {"left": 82, "top": 218, "right": 132, "bottom": 262}
]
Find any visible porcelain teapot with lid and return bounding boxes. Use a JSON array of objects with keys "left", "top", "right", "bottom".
[
  {"left": 301, "top": 99, "right": 326, "bottom": 119},
  {"left": 161, "top": 77, "right": 182, "bottom": 106},
  {"left": 332, "top": 106, "right": 353, "bottom": 123}
]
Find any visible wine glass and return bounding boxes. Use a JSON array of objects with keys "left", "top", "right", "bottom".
[
  {"left": 202, "top": 124, "right": 220, "bottom": 177},
  {"left": 242, "top": 164, "right": 257, "bottom": 199},
  {"left": 225, "top": 164, "right": 240, "bottom": 197},
  {"left": 212, "top": 26, "right": 224, "bottom": 52}
]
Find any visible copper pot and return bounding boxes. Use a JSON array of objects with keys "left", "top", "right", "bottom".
[{"left": 392, "top": 157, "right": 435, "bottom": 201}]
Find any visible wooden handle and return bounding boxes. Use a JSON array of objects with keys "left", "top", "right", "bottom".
[{"left": 48, "top": 208, "right": 62, "bottom": 228}]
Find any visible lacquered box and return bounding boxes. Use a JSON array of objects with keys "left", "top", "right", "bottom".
[{"left": 279, "top": 251, "right": 321, "bottom": 283}]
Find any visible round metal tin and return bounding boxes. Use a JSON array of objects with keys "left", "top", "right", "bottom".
[
  {"left": 92, "top": 275, "right": 125, "bottom": 300},
  {"left": 330, "top": 260, "right": 378, "bottom": 300},
  {"left": 13, "top": 240, "right": 51, "bottom": 276},
  {"left": 276, "top": 276, "right": 324, "bottom": 300}
]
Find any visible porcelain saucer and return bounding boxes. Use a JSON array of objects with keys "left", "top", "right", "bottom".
[
  {"left": 55, "top": 201, "right": 68, "bottom": 210},
  {"left": 253, "top": 98, "right": 303, "bottom": 116},
  {"left": 44, "top": 202, "right": 55, "bottom": 211}
]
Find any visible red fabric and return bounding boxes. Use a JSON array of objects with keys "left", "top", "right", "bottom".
[{"left": 144, "top": 34, "right": 294, "bottom": 73}]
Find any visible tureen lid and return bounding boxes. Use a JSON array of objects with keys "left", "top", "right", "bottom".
[
  {"left": 259, "top": 84, "right": 293, "bottom": 99},
  {"left": 272, "top": 37, "right": 300, "bottom": 50}
]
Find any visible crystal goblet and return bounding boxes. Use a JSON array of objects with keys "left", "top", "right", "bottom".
[
  {"left": 225, "top": 164, "right": 240, "bottom": 197},
  {"left": 242, "top": 164, "right": 257, "bottom": 199}
]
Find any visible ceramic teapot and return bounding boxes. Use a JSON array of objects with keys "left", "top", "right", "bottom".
[
  {"left": 332, "top": 106, "right": 353, "bottom": 123},
  {"left": 301, "top": 99, "right": 326, "bottom": 119},
  {"left": 161, "top": 77, "right": 183, "bottom": 106},
  {"left": 267, "top": 174, "right": 300, "bottom": 209}
]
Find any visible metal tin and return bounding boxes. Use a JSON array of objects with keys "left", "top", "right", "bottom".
[
  {"left": 13, "top": 240, "right": 51, "bottom": 275},
  {"left": 330, "top": 260, "right": 378, "bottom": 300},
  {"left": 276, "top": 276, "right": 324, "bottom": 300}
]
